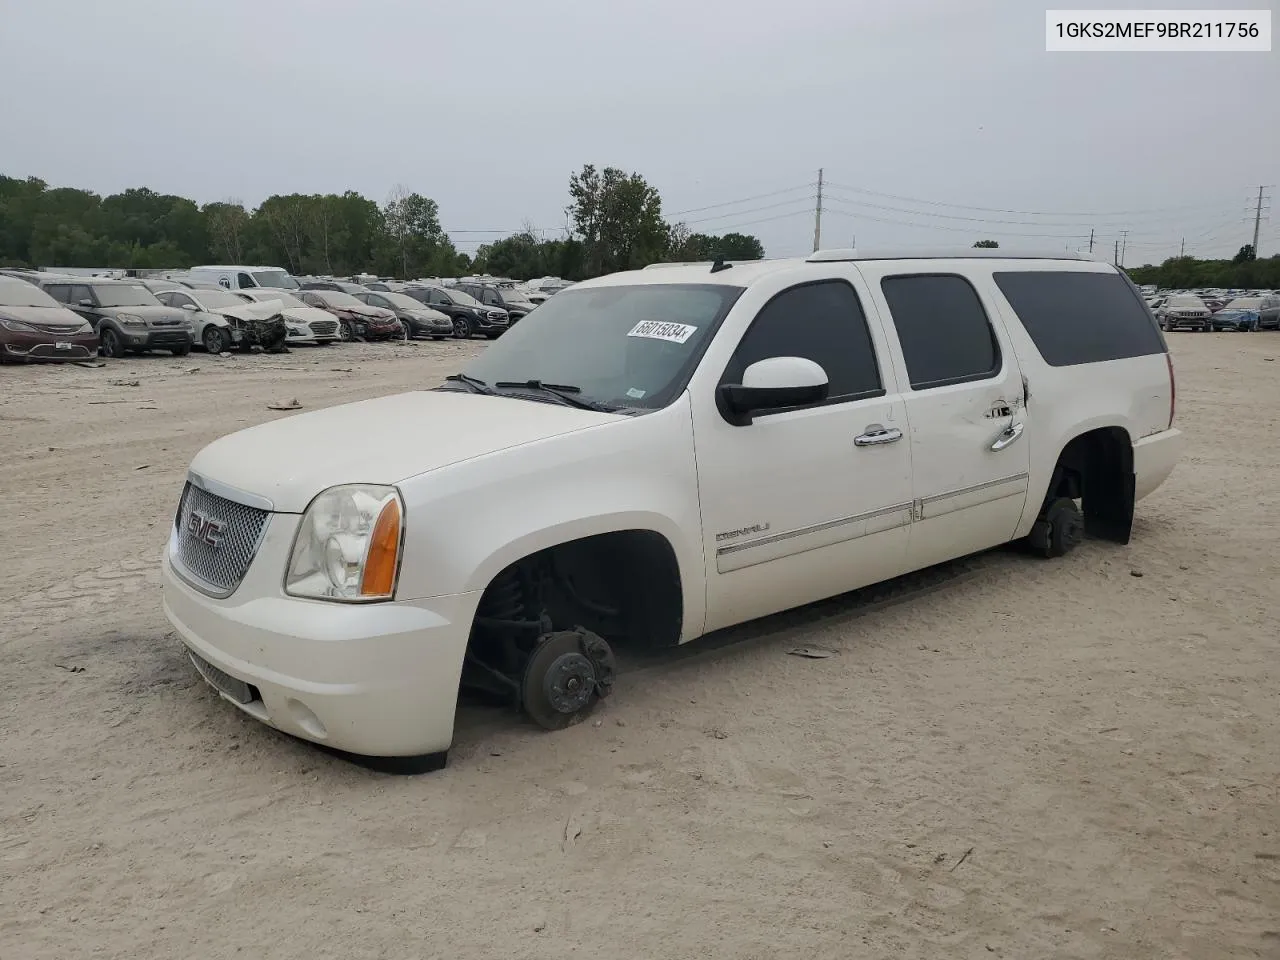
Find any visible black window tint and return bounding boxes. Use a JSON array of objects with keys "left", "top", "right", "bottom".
[
  {"left": 881, "top": 274, "right": 1000, "bottom": 390},
  {"left": 237, "top": 273, "right": 254, "bottom": 287},
  {"left": 45, "top": 285, "right": 71, "bottom": 303},
  {"left": 993, "top": 271, "right": 1165, "bottom": 367},
  {"left": 723, "top": 280, "right": 882, "bottom": 400},
  {"left": 71, "top": 285, "right": 94, "bottom": 305}
]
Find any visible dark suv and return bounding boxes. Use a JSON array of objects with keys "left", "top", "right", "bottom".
[
  {"left": 403, "top": 285, "right": 508, "bottom": 339},
  {"left": 40, "top": 279, "right": 193, "bottom": 357},
  {"left": 452, "top": 282, "right": 536, "bottom": 326}
]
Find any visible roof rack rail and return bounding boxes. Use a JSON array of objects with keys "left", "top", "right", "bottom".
[{"left": 807, "top": 247, "right": 1098, "bottom": 262}]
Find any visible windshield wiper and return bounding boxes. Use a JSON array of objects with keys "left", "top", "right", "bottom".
[
  {"left": 443, "top": 373, "right": 497, "bottom": 396},
  {"left": 494, "top": 379, "right": 616, "bottom": 412}
]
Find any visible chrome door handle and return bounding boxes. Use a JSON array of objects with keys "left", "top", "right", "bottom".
[
  {"left": 990, "top": 421, "right": 1024, "bottom": 451},
  {"left": 854, "top": 425, "right": 903, "bottom": 447}
]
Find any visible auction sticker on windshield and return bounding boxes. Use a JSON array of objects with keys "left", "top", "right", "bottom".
[{"left": 627, "top": 320, "right": 698, "bottom": 344}]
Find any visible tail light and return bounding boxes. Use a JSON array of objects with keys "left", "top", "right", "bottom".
[{"left": 1166, "top": 352, "right": 1176, "bottom": 428}]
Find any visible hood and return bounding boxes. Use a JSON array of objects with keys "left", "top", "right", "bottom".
[
  {"left": 408, "top": 307, "right": 450, "bottom": 322},
  {"left": 216, "top": 302, "right": 284, "bottom": 322},
  {"left": 190, "top": 390, "right": 622, "bottom": 512},
  {"left": 0, "top": 304, "right": 86, "bottom": 328},
  {"left": 102, "top": 304, "right": 188, "bottom": 322}
]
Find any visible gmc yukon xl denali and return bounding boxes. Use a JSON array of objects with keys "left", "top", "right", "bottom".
[{"left": 160, "top": 249, "right": 1182, "bottom": 769}]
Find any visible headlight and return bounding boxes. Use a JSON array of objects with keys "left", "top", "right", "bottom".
[
  {"left": 116, "top": 313, "right": 146, "bottom": 327},
  {"left": 285, "top": 484, "right": 403, "bottom": 602},
  {"left": 76, "top": 321, "right": 93, "bottom": 334},
  {"left": 0, "top": 317, "right": 36, "bottom": 332}
]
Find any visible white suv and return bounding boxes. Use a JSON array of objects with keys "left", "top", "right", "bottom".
[{"left": 160, "top": 249, "right": 1183, "bottom": 768}]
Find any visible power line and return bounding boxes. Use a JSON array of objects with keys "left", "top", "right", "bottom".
[
  {"left": 822, "top": 180, "right": 1235, "bottom": 219},
  {"left": 666, "top": 183, "right": 816, "bottom": 218},
  {"left": 822, "top": 202, "right": 1092, "bottom": 241},
  {"left": 680, "top": 197, "right": 816, "bottom": 226}
]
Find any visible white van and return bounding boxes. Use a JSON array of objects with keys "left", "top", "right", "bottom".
[{"left": 186, "top": 265, "right": 299, "bottom": 291}]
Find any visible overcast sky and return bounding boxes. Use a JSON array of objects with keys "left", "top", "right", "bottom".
[{"left": 2, "top": 0, "right": 1276, "bottom": 265}]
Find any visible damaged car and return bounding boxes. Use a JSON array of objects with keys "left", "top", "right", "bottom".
[
  {"left": 0, "top": 275, "right": 99, "bottom": 362},
  {"left": 154, "top": 287, "right": 288, "bottom": 354},
  {"left": 233, "top": 289, "right": 342, "bottom": 345},
  {"left": 354, "top": 291, "right": 454, "bottom": 339},
  {"left": 298, "top": 290, "right": 402, "bottom": 341}
]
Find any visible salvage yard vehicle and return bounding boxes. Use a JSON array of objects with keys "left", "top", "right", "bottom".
[
  {"left": 403, "top": 284, "right": 508, "bottom": 339},
  {"left": 453, "top": 281, "right": 537, "bottom": 325},
  {"left": 297, "top": 290, "right": 402, "bottom": 341},
  {"left": 0, "top": 275, "right": 99, "bottom": 362},
  {"left": 354, "top": 291, "right": 454, "bottom": 339},
  {"left": 186, "top": 265, "right": 300, "bottom": 290},
  {"left": 161, "top": 248, "right": 1182, "bottom": 769},
  {"left": 1156, "top": 294, "right": 1211, "bottom": 331},
  {"left": 41, "top": 278, "right": 193, "bottom": 357},
  {"left": 1221, "top": 294, "right": 1280, "bottom": 330},
  {"left": 234, "top": 289, "right": 342, "bottom": 345},
  {"left": 154, "top": 287, "right": 289, "bottom": 354},
  {"left": 1209, "top": 302, "right": 1260, "bottom": 332}
]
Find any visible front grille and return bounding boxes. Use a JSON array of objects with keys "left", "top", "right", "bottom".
[
  {"left": 29, "top": 322, "right": 85, "bottom": 334},
  {"left": 188, "top": 650, "right": 258, "bottom": 705},
  {"left": 172, "top": 481, "right": 270, "bottom": 597},
  {"left": 310, "top": 320, "right": 338, "bottom": 335},
  {"left": 29, "top": 343, "right": 92, "bottom": 359},
  {"left": 486, "top": 310, "right": 507, "bottom": 322}
]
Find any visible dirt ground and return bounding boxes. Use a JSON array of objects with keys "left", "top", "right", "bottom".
[{"left": 2, "top": 333, "right": 1277, "bottom": 960}]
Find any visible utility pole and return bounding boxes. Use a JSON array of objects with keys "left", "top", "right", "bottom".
[
  {"left": 1113, "top": 239, "right": 1119, "bottom": 265},
  {"left": 1088, "top": 228, "right": 1094, "bottom": 253},
  {"left": 812, "top": 168, "right": 824, "bottom": 253},
  {"left": 1179, "top": 237, "right": 1185, "bottom": 257},
  {"left": 1119, "top": 229, "right": 1128, "bottom": 267},
  {"left": 1252, "top": 185, "right": 1267, "bottom": 254}
]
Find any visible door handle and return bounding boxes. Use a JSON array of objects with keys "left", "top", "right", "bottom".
[
  {"left": 990, "top": 421, "right": 1024, "bottom": 451},
  {"left": 854, "top": 425, "right": 903, "bottom": 447}
]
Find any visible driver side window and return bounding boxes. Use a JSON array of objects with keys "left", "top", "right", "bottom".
[{"left": 721, "top": 280, "right": 883, "bottom": 405}]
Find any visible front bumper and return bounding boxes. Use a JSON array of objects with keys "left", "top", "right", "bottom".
[
  {"left": 124, "top": 326, "right": 193, "bottom": 350},
  {"left": 1, "top": 331, "right": 98, "bottom": 361},
  {"left": 160, "top": 515, "right": 478, "bottom": 757}
]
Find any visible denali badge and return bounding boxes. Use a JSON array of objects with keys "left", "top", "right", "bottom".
[
  {"left": 716, "top": 522, "right": 771, "bottom": 542},
  {"left": 187, "top": 510, "right": 226, "bottom": 547}
]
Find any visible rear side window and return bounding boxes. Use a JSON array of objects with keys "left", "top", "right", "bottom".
[
  {"left": 722, "top": 280, "right": 882, "bottom": 401},
  {"left": 880, "top": 274, "right": 1000, "bottom": 389},
  {"left": 993, "top": 270, "right": 1165, "bottom": 366}
]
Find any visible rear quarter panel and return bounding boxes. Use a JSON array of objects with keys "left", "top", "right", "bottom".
[{"left": 980, "top": 262, "right": 1173, "bottom": 538}]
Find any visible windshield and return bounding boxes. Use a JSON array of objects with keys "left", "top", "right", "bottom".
[
  {"left": 1225, "top": 298, "right": 1262, "bottom": 309},
  {"left": 94, "top": 285, "right": 162, "bottom": 307},
  {"left": 252, "top": 270, "right": 298, "bottom": 289},
  {"left": 0, "top": 279, "right": 61, "bottom": 307},
  {"left": 382, "top": 292, "right": 428, "bottom": 309},
  {"left": 318, "top": 292, "right": 364, "bottom": 308},
  {"left": 250, "top": 291, "right": 306, "bottom": 308},
  {"left": 462, "top": 283, "right": 743, "bottom": 411}
]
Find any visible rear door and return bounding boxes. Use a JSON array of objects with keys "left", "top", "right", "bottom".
[{"left": 860, "top": 266, "right": 1030, "bottom": 570}]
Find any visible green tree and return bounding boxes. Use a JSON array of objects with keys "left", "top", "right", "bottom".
[
  {"left": 1233, "top": 244, "right": 1256, "bottom": 264},
  {"left": 973, "top": 239, "right": 999, "bottom": 248},
  {"left": 568, "top": 164, "right": 667, "bottom": 275}
]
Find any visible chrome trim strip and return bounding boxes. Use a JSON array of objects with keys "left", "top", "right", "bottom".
[
  {"left": 920, "top": 472, "right": 1029, "bottom": 507},
  {"left": 187, "top": 471, "right": 276, "bottom": 512},
  {"left": 716, "top": 500, "right": 916, "bottom": 557}
]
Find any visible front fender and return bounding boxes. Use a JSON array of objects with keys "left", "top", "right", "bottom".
[{"left": 394, "top": 397, "right": 707, "bottom": 641}]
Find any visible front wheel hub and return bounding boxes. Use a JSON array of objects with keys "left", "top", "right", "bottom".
[{"left": 521, "top": 629, "right": 616, "bottom": 730}]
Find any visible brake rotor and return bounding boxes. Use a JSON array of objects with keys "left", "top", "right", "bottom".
[{"left": 521, "top": 629, "right": 612, "bottom": 730}]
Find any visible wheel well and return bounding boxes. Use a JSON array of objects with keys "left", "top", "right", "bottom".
[
  {"left": 1043, "top": 427, "right": 1134, "bottom": 544},
  {"left": 459, "top": 530, "right": 683, "bottom": 702}
]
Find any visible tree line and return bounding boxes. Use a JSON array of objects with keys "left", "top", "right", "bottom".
[
  {"left": 0, "top": 165, "right": 764, "bottom": 282},
  {"left": 1126, "top": 245, "right": 1280, "bottom": 290}
]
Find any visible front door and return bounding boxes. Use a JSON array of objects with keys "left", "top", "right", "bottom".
[
  {"left": 860, "top": 268, "right": 1030, "bottom": 570},
  {"left": 692, "top": 273, "right": 915, "bottom": 634}
]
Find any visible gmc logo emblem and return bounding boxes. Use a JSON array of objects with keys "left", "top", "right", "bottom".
[{"left": 186, "top": 510, "right": 226, "bottom": 547}]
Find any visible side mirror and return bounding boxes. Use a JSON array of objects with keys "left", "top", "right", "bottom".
[
  {"left": 180, "top": 303, "right": 197, "bottom": 311},
  {"left": 79, "top": 298, "right": 94, "bottom": 307},
  {"left": 718, "top": 356, "right": 829, "bottom": 426}
]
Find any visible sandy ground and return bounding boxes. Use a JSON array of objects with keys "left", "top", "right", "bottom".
[{"left": 1, "top": 333, "right": 1277, "bottom": 960}]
